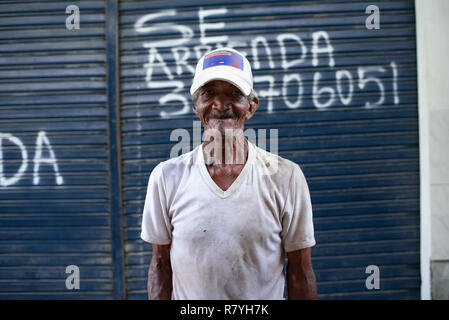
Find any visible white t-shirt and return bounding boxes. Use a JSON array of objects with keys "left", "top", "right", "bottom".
[{"left": 140, "top": 140, "right": 316, "bottom": 300}]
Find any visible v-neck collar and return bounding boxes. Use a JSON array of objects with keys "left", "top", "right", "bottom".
[{"left": 196, "top": 139, "right": 255, "bottom": 199}]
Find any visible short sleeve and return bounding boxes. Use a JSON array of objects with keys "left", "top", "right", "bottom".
[
  {"left": 280, "top": 164, "right": 316, "bottom": 252},
  {"left": 140, "top": 163, "right": 172, "bottom": 244}
]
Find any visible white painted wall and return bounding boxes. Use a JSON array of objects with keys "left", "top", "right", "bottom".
[{"left": 415, "top": 0, "right": 449, "bottom": 300}]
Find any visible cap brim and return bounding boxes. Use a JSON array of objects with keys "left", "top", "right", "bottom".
[{"left": 190, "top": 67, "right": 251, "bottom": 96}]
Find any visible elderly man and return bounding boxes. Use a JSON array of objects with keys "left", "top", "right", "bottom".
[{"left": 141, "top": 47, "right": 317, "bottom": 300}]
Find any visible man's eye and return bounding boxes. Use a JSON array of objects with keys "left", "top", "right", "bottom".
[
  {"left": 202, "top": 89, "right": 214, "bottom": 96},
  {"left": 233, "top": 91, "right": 242, "bottom": 98}
]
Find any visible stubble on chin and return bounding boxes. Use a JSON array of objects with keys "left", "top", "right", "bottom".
[
  {"left": 205, "top": 118, "right": 234, "bottom": 133},
  {"left": 202, "top": 124, "right": 247, "bottom": 165}
]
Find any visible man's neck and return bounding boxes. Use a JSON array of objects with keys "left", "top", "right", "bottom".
[{"left": 202, "top": 132, "right": 248, "bottom": 166}]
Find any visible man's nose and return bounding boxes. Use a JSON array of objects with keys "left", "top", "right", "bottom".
[{"left": 212, "top": 93, "right": 231, "bottom": 111}]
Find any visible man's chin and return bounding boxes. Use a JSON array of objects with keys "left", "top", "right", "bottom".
[
  {"left": 206, "top": 118, "right": 237, "bottom": 127},
  {"left": 208, "top": 117, "right": 237, "bottom": 120},
  {"left": 204, "top": 119, "right": 242, "bottom": 133}
]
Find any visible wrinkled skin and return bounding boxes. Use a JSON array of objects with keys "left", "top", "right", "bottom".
[
  {"left": 193, "top": 80, "right": 258, "bottom": 134},
  {"left": 193, "top": 80, "right": 259, "bottom": 191}
]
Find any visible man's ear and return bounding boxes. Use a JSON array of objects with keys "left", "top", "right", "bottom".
[
  {"left": 192, "top": 104, "right": 199, "bottom": 115},
  {"left": 245, "top": 96, "right": 259, "bottom": 120}
]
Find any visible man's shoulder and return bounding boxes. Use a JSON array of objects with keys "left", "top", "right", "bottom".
[
  {"left": 251, "top": 142, "right": 304, "bottom": 180},
  {"left": 150, "top": 146, "right": 200, "bottom": 179}
]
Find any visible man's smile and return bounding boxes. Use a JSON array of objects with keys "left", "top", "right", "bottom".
[{"left": 207, "top": 111, "right": 238, "bottom": 120}]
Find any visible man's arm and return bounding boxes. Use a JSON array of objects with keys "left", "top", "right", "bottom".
[
  {"left": 147, "top": 244, "right": 172, "bottom": 300},
  {"left": 286, "top": 247, "right": 317, "bottom": 300}
]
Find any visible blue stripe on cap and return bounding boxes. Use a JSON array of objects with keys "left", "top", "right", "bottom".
[{"left": 203, "top": 50, "right": 244, "bottom": 71}]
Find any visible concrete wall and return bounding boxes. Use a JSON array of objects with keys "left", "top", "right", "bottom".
[{"left": 416, "top": 0, "right": 449, "bottom": 300}]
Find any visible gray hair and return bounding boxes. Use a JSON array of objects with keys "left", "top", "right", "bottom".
[{"left": 191, "top": 89, "right": 258, "bottom": 107}]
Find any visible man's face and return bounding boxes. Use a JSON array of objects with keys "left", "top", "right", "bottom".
[{"left": 193, "top": 80, "right": 258, "bottom": 133}]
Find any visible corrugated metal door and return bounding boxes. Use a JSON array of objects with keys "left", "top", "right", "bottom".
[
  {"left": 0, "top": 1, "right": 114, "bottom": 299},
  {"left": 119, "top": 0, "right": 420, "bottom": 299}
]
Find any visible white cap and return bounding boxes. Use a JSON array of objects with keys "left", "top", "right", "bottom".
[{"left": 190, "top": 47, "right": 253, "bottom": 96}]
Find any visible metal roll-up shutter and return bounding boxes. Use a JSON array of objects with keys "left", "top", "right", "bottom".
[
  {"left": 119, "top": 0, "right": 419, "bottom": 299},
  {"left": 0, "top": 1, "right": 113, "bottom": 299}
]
